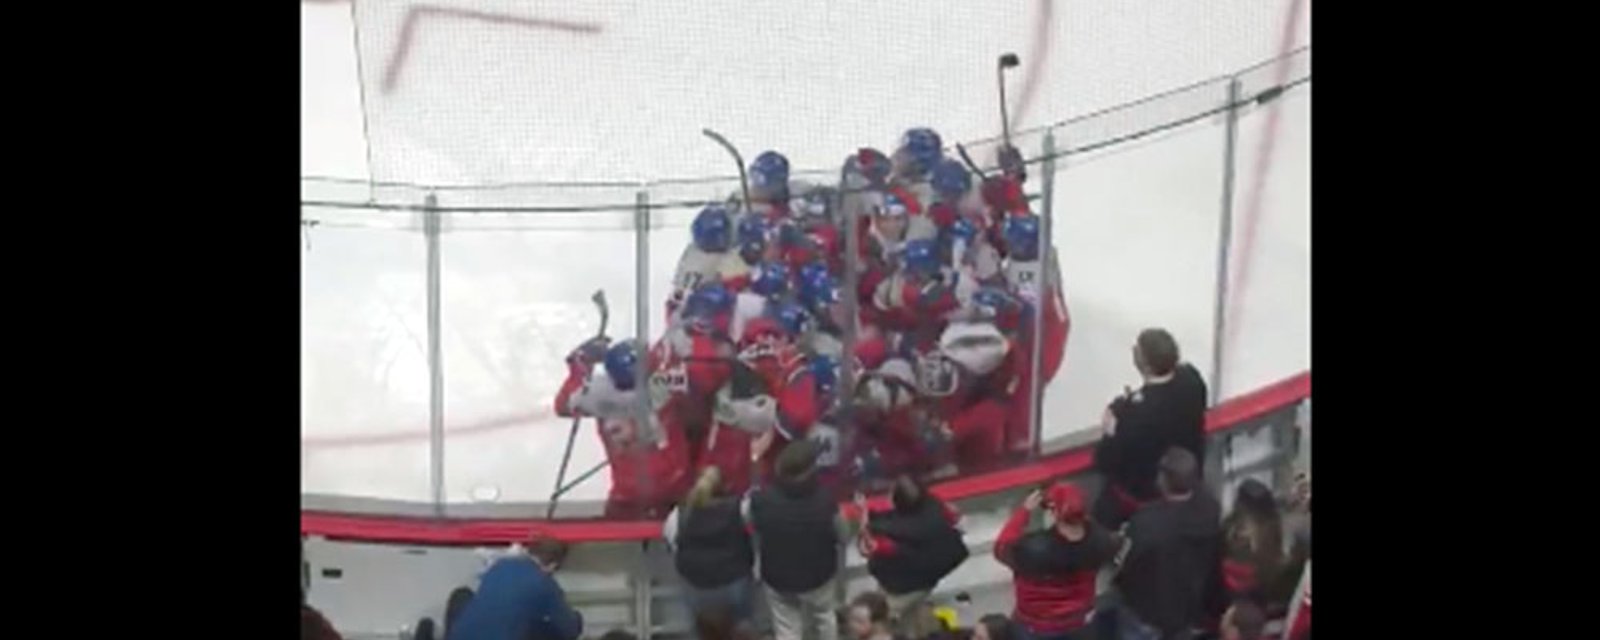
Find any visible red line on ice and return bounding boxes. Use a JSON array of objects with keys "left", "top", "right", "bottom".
[
  {"left": 1223, "top": 0, "right": 1308, "bottom": 369},
  {"left": 380, "top": 5, "right": 603, "bottom": 94},
  {"left": 302, "top": 407, "right": 559, "bottom": 450}
]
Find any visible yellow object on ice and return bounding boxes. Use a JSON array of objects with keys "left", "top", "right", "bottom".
[{"left": 932, "top": 606, "right": 959, "bottom": 631}]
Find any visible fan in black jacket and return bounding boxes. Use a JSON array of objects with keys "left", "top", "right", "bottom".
[{"left": 1092, "top": 328, "right": 1209, "bottom": 528}]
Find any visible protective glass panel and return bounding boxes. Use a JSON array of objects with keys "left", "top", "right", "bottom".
[
  {"left": 436, "top": 186, "right": 643, "bottom": 512},
  {"left": 301, "top": 197, "right": 431, "bottom": 503},
  {"left": 1218, "top": 52, "right": 1311, "bottom": 398},
  {"left": 1040, "top": 82, "right": 1232, "bottom": 438}
]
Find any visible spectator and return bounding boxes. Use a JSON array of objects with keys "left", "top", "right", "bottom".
[
  {"left": 1216, "top": 479, "right": 1296, "bottom": 619},
  {"left": 446, "top": 536, "right": 583, "bottom": 640},
  {"left": 972, "top": 614, "right": 1017, "bottom": 640},
  {"left": 446, "top": 587, "right": 475, "bottom": 637},
  {"left": 747, "top": 439, "right": 852, "bottom": 640},
  {"left": 844, "top": 592, "right": 896, "bottom": 640},
  {"left": 1219, "top": 600, "right": 1265, "bottom": 640},
  {"left": 861, "top": 476, "right": 969, "bottom": 637},
  {"left": 663, "top": 467, "right": 757, "bottom": 638},
  {"left": 301, "top": 602, "right": 343, "bottom": 640},
  {"left": 994, "top": 481, "right": 1119, "bottom": 640},
  {"left": 696, "top": 605, "right": 760, "bottom": 640},
  {"left": 1092, "top": 328, "right": 1209, "bottom": 528},
  {"left": 1114, "top": 448, "right": 1222, "bottom": 640}
]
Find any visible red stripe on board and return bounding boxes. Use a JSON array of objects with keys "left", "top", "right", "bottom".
[{"left": 302, "top": 371, "right": 1309, "bottom": 545}]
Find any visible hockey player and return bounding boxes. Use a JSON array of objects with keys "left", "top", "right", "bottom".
[
  {"left": 925, "top": 159, "right": 974, "bottom": 230},
  {"left": 728, "top": 260, "right": 790, "bottom": 344},
  {"left": 775, "top": 189, "right": 843, "bottom": 276},
  {"left": 851, "top": 357, "right": 932, "bottom": 482},
  {"left": 655, "top": 283, "right": 741, "bottom": 455},
  {"left": 987, "top": 213, "right": 1072, "bottom": 455},
  {"left": 892, "top": 128, "right": 946, "bottom": 205},
  {"left": 553, "top": 339, "right": 693, "bottom": 519},
  {"left": 867, "top": 238, "right": 967, "bottom": 338},
  {"left": 710, "top": 315, "right": 822, "bottom": 488},
  {"left": 913, "top": 320, "right": 1014, "bottom": 474},
  {"left": 670, "top": 204, "right": 748, "bottom": 322},
  {"left": 748, "top": 150, "right": 793, "bottom": 217},
  {"left": 999, "top": 212, "right": 1069, "bottom": 384}
]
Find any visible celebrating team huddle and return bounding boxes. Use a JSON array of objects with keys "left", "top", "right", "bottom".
[{"left": 554, "top": 128, "right": 1070, "bottom": 518}]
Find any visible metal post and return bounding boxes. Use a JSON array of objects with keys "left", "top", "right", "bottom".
[
  {"left": 1282, "top": 560, "right": 1311, "bottom": 637},
  {"left": 1209, "top": 78, "right": 1243, "bottom": 405},
  {"left": 634, "top": 190, "right": 653, "bottom": 499},
  {"left": 424, "top": 192, "right": 446, "bottom": 516},
  {"left": 840, "top": 180, "right": 862, "bottom": 424},
  {"left": 634, "top": 543, "right": 654, "bottom": 639},
  {"left": 1029, "top": 132, "right": 1057, "bottom": 457}
]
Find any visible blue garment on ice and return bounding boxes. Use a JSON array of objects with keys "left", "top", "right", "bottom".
[{"left": 446, "top": 556, "right": 584, "bottom": 640}]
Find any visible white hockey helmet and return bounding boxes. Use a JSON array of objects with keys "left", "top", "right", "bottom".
[{"left": 939, "top": 321, "right": 1011, "bottom": 376}]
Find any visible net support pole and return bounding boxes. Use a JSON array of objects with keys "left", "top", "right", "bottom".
[
  {"left": 424, "top": 192, "right": 446, "bottom": 517},
  {"left": 634, "top": 189, "right": 653, "bottom": 501},
  {"left": 633, "top": 543, "right": 654, "bottom": 639},
  {"left": 1209, "top": 78, "right": 1243, "bottom": 405},
  {"left": 1030, "top": 131, "right": 1057, "bottom": 457}
]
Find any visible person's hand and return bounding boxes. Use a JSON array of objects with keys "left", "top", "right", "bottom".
[
  {"left": 1022, "top": 488, "right": 1044, "bottom": 511},
  {"left": 1101, "top": 405, "right": 1118, "bottom": 436},
  {"left": 566, "top": 336, "right": 612, "bottom": 369},
  {"left": 857, "top": 534, "right": 876, "bottom": 556}
]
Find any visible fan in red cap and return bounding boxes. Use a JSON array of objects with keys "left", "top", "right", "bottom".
[{"left": 993, "top": 481, "right": 1121, "bottom": 639}]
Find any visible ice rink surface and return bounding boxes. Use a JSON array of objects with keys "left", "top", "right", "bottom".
[{"left": 300, "top": 0, "right": 1310, "bottom": 507}]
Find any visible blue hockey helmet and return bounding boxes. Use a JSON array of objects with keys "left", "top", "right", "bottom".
[
  {"left": 736, "top": 214, "right": 768, "bottom": 246},
  {"left": 810, "top": 354, "right": 840, "bottom": 396},
  {"left": 899, "top": 128, "right": 944, "bottom": 173},
  {"left": 750, "top": 151, "right": 791, "bottom": 191},
  {"left": 751, "top": 261, "right": 791, "bottom": 297},
  {"left": 798, "top": 267, "right": 839, "bottom": 310},
  {"left": 773, "top": 301, "right": 812, "bottom": 336},
  {"left": 902, "top": 238, "right": 943, "bottom": 276},
  {"left": 948, "top": 215, "right": 979, "bottom": 242},
  {"left": 691, "top": 204, "right": 733, "bottom": 253},
  {"left": 1003, "top": 213, "right": 1042, "bottom": 262},
  {"left": 684, "top": 282, "right": 734, "bottom": 320},
  {"left": 930, "top": 158, "right": 972, "bottom": 198},
  {"left": 603, "top": 340, "right": 642, "bottom": 391}
]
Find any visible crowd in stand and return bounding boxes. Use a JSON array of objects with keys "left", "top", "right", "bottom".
[{"left": 303, "top": 329, "right": 1312, "bottom": 640}]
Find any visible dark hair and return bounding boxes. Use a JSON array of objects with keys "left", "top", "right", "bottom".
[
  {"left": 977, "top": 614, "right": 1015, "bottom": 640},
  {"left": 1136, "top": 328, "right": 1180, "bottom": 376},
  {"left": 1227, "top": 599, "right": 1267, "bottom": 640},
  {"left": 850, "top": 592, "right": 891, "bottom": 624},
  {"left": 1158, "top": 447, "right": 1200, "bottom": 496},
  {"left": 695, "top": 605, "right": 751, "bottom": 640},
  {"left": 598, "top": 631, "right": 638, "bottom": 640},
  {"left": 527, "top": 536, "right": 569, "bottom": 568},
  {"left": 1226, "top": 479, "right": 1285, "bottom": 579},
  {"left": 891, "top": 475, "right": 927, "bottom": 514},
  {"left": 776, "top": 438, "right": 820, "bottom": 481}
]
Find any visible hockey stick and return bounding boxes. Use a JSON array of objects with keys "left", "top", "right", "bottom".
[
  {"left": 547, "top": 290, "right": 609, "bottom": 519},
  {"left": 998, "top": 53, "right": 1021, "bottom": 148},
  {"left": 703, "top": 129, "right": 753, "bottom": 214},
  {"left": 955, "top": 143, "right": 990, "bottom": 180}
]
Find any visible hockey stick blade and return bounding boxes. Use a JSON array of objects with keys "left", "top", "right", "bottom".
[
  {"left": 591, "top": 289, "right": 610, "bottom": 339},
  {"left": 955, "top": 144, "right": 990, "bottom": 179}
]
